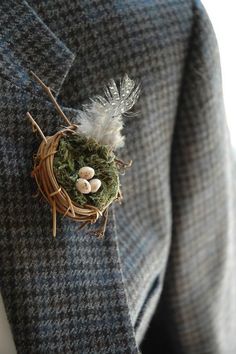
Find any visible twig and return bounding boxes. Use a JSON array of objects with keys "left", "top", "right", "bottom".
[
  {"left": 92, "top": 207, "right": 109, "bottom": 239},
  {"left": 26, "top": 112, "right": 47, "bottom": 143},
  {"left": 30, "top": 70, "right": 72, "bottom": 126},
  {"left": 115, "top": 158, "right": 133, "bottom": 168}
]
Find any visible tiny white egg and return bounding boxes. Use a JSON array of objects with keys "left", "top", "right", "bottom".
[
  {"left": 89, "top": 178, "right": 102, "bottom": 193},
  {"left": 76, "top": 178, "right": 91, "bottom": 194},
  {"left": 78, "top": 166, "right": 95, "bottom": 180}
]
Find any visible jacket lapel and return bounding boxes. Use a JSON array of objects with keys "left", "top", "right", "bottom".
[
  {"left": 0, "top": 0, "right": 75, "bottom": 97},
  {"left": 0, "top": 1, "right": 138, "bottom": 353}
]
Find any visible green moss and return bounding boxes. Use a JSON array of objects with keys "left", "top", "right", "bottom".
[{"left": 53, "top": 133, "right": 120, "bottom": 211}]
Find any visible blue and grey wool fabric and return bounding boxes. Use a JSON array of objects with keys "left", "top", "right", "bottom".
[{"left": 0, "top": 0, "right": 236, "bottom": 353}]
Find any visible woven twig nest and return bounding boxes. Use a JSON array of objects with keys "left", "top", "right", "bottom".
[
  {"left": 31, "top": 124, "right": 127, "bottom": 238},
  {"left": 26, "top": 71, "right": 140, "bottom": 238}
]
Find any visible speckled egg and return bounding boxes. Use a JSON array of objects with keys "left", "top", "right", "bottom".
[
  {"left": 89, "top": 178, "right": 102, "bottom": 193},
  {"left": 78, "top": 166, "right": 95, "bottom": 180},
  {"left": 76, "top": 178, "right": 91, "bottom": 194}
]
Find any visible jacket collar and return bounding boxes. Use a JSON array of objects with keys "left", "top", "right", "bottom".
[{"left": 0, "top": 0, "right": 75, "bottom": 97}]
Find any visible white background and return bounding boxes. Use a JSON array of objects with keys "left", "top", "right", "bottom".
[{"left": 202, "top": 0, "right": 236, "bottom": 147}]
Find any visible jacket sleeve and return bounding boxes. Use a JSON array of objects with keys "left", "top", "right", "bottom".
[{"left": 154, "top": 1, "right": 236, "bottom": 353}]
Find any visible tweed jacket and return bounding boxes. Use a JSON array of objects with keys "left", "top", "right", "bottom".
[{"left": 1, "top": 0, "right": 236, "bottom": 353}]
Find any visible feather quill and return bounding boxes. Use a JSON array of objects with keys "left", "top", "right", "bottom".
[{"left": 74, "top": 74, "right": 140, "bottom": 151}]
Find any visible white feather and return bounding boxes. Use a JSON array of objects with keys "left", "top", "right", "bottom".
[{"left": 73, "top": 74, "right": 140, "bottom": 151}]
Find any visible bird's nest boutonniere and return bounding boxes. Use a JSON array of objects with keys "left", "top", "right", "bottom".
[{"left": 26, "top": 71, "right": 140, "bottom": 238}]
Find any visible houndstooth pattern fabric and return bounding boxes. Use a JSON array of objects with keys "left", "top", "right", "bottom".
[{"left": 0, "top": 0, "right": 236, "bottom": 353}]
